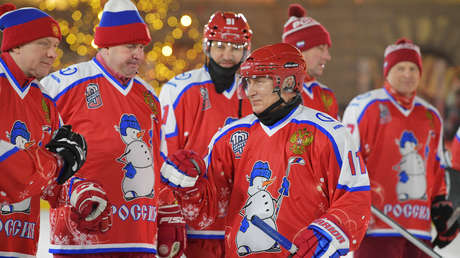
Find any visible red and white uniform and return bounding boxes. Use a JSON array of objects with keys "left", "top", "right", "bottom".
[
  {"left": 41, "top": 57, "right": 166, "bottom": 255},
  {"left": 0, "top": 52, "right": 62, "bottom": 257},
  {"left": 159, "top": 66, "right": 252, "bottom": 242},
  {"left": 176, "top": 105, "right": 371, "bottom": 257},
  {"left": 451, "top": 127, "right": 460, "bottom": 171},
  {"left": 301, "top": 79, "right": 338, "bottom": 119},
  {"left": 342, "top": 85, "right": 447, "bottom": 240}
]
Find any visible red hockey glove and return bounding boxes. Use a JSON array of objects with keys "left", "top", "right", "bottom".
[
  {"left": 431, "top": 196, "right": 460, "bottom": 248},
  {"left": 158, "top": 204, "right": 186, "bottom": 258},
  {"left": 69, "top": 179, "right": 112, "bottom": 234},
  {"left": 293, "top": 218, "right": 349, "bottom": 258},
  {"left": 161, "top": 149, "right": 206, "bottom": 193}
]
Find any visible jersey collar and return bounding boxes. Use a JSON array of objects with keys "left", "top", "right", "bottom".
[
  {"left": 0, "top": 52, "right": 35, "bottom": 99},
  {"left": 92, "top": 57, "right": 133, "bottom": 96},
  {"left": 259, "top": 104, "right": 300, "bottom": 137}
]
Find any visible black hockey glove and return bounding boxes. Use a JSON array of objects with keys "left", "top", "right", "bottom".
[
  {"left": 431, "top": 195, "right": 460, "bottom": 248},
  {"left": 46, "top": 125, "right": 87, "bottom": 184}
]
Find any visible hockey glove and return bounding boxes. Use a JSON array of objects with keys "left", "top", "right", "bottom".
[
  {"left": 431, "top": 196, "right": 460, "bottom": 248},
  {"left": 293, "top": 218, "right": 349, "bottom": 258},
  {"left": 46, "top": 125, "right": 87, "bottom": 184},
  {"left": 69, "top": 179, "right": 112, "bottom": 234},
  {"left": 158, "top": 204, "right": 186, "bottom": 258},
  {"left": 161, "top": 149, "right": 205, "bottom": 193}
]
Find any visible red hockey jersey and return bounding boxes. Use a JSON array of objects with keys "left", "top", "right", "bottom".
[
  {"left": 0, "top": 53, "right": 61, "bottom": 257},
  {"left": 451, "top": 127, "right": 460, "bottom": 171},
  {"left": 342, "top": 87, "right": 447, "bottom": 240},
  {"left": 41, "top": 58, "right": 166, "bottom": 254},
  {"left": 175, "top": 105, "right": 371, "bottom": 257},
  {"left": 159, "top": 66, "right": 252, "bottom": 240},
  {"left": 301, "top": 80, "right": 338, "bottom": 119}
]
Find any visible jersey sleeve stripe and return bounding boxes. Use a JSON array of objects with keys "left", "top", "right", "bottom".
[
  {"left": 292, "top": 119, "right": 343, "bottom": 169},
  {"left": 51, "top": 74, "right": 104, "bottom": 102},
  {"left": 172, "top": 80, "right": 213, "bottom": 109},
  {"left": 337, "top": 184, "right": 370, "bottom": 192}
]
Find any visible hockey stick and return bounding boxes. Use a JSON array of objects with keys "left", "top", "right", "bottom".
[
  {"left": 250, "top": 215, "right": 298, "bottom": 255},
  {"left": 274, "top": 157, "right": 305, "bottom": 219},
  {"left": 371, "top": 205, "right": 442, "bottom": 258}
]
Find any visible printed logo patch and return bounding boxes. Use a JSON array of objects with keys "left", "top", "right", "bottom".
[
  {"left": 230, "top": 131, "right": 248, "bottom": 158},
  {"left": 379, "top": 103, "right": 391, "bottom": 124},
  {"left": 144, "top": 91, "right": 158, "bottom": 116},
  {"left": 200, "top": 87, "right": 211, "bottom": 111},
  {"left": 85, "top": 83, "right": 103, "bottom": 109}
]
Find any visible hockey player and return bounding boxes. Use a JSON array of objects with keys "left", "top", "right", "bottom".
[
  {"left": 342, "top": 38, "right": 459, "bottom": 257},
  {"left": 282, "top": 4, "right": 338, "bottom": 119},
  {"left": 0, "top": 4, "right": 96, "bottom": 257},
  {"left": 159, "top": 11, "right": 253, "bottom": 257},
  {"left": 41, "top": 0, "right": 185, "bottom": 257},
  {"left": 161, "top": 43, "right": 371, "bottom": 257},
  {"left": 451, "top": 127, "right": 460, "bottom": 171}
]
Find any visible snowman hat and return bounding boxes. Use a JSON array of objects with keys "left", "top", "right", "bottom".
[
  {"left": 10, "top": 121, "right": 30, "bottom": 144},
  {"left": 119, "top": 114, "right": 141, "bottom": 136},
  {"left": 249, "top": 161, "right": 272, "bottom": 186}
]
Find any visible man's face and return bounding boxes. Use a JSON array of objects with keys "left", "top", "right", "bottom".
[
  {"left": 386, "top": 61, "right": 420, "bottom": 97},
  {"left": 245, "top": 76, "right": 279, "bottom": 114},
  {"left": 209, "top": 41, "right": 245, "bottom": 68},
  {"left": 12, "top": 37, "right": 59, "bottom": 79},
  {"left": 302, "top": 44, "right": 331, "bottom": 78},
  {"left": 102, "top": 44, "right": 145, "bottom": 78}
]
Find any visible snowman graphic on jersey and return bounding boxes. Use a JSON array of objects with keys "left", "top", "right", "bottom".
[
  {"left": 1, "top": 121, "right": 35, "bottom": 214},
  {"left": 236, "top": 161, "right": 290, "bottom": 256},
  {"left": 392, "top": 131, "right": 427, "bottom": 201},
  {"left": 115, "top": 114, "right": 154, "bottom": 201}
]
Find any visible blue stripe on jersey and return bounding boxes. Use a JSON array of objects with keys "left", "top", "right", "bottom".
[
  {"left": 366, "top": 232, "right": 431, "bottom": 240},
  {"left": 50, "top": 74, "right": 104, "bottom": 103},
  {"left": 206, "top": 122, "right": 256, "bottom": 172},
  {"left": 0, "top": 58, "right": 28, "bottom": 92},
  {"left": 134, "top": 78, "right": 160, "bottom": 103},
  {"left": 337, "top": 184, "right": 370, "bottom": 192},
  {"left": 291, "top": 118, "right": 343, "bottom": 169},
  {"left": 0, "top": 8, "right": 49, "bottom": 28},
  {"left": 165, "top": 128, "right": 178, "bottom": 138},
  {"left": 0, "top": 146, "right": 19, "bottom": 162},
  {"left": 93, "top": 58, "right": 131, "bottom": 91},
  {"left": 49, "top": 247, "right": 157, "bottom": 254},
  {"left": 356, "top": 99, "right": 391, "bottom": 124},
  {"left": 266, "top": 106, "right": 298, "bottom": 130},
  {"left": 382, "top": 87, "right": 413, "bottom": 112},
  {"left": 456, "top": 134, "right": 460, "bottom": 141},
  {"left": 187, "top": 234, "right": 225, "bottom": 239},
  {"left": 172, "top": 80, "right": 213, "bottom": 109},
  {"left": 0, "top": 73, "right": 6, "bottom": 78},
  {"left": 99, "top": 10, "right": 144, "bottom": 27}
]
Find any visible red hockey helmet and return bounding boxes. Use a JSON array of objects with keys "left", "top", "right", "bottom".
[
  {"left": 203, "top": 11, "right": 252, "bottom": 52},
  {"left": 239, "top": 43, "right": 307, "bottom": 94}
]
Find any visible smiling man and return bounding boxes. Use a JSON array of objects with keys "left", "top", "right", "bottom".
[
  {"left": 282, "top": 4, "right": 339, "bottom": 119},
  {"left": 343, "top": 38, "right": 459, "bottom": 257},
  {"left": 0, "top": 3, "right": 90, "bottom": 257},
  {"left": 41, "top": 0, "right": 186, "bottom": 257}
]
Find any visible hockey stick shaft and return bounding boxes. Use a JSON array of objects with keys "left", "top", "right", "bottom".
[
  {"left": 447, "top": 206, "right": 460, "bottom": 229},
  {"left": 251, "top": 215, "right": 298, "bottom": 255},
  {"left": 371, "top": 205, "right": 441, "bottom": 258}
]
